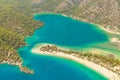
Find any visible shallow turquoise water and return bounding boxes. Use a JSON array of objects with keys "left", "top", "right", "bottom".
[{"left": 0, "top": 14, "right": 109, "bottom": 80}]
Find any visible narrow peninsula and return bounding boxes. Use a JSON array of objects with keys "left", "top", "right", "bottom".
[{"left": 31, "top": 44, "right": 120, "bottom": 80}]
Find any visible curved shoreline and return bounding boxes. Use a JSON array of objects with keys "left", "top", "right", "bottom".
[
  {"left": 31, "top": 13, "right": 120, "bottom": 79},
  {"left": 33, "top": 13, "right": 120, "bottom": 44},
  {"left": 33, "top": 13, "right": 120, "bottom": 35},
  {"left": 31, "top": 44, "right": 120, "bottom": 80}
]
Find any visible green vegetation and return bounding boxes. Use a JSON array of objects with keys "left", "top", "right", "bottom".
[
  {"left": 31, "top": 0, "right": 120, "bottom": 61},
  {"left": 0, "top": 0, "right": 120, "bottom": 74},
  {"left": 0, "top": 27, "right": 24, "bottom": 63},
  {"left": 0, "top": 0, "right": 43, "bottom": 71},
  {"left": 39, "top": 44, "right": 120, "bottom": 76},
  {"left": 78, "top": 53, "right": 120, "bottom": 76}
]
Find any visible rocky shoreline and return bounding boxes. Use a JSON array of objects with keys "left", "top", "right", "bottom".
[{"left": 1, "top": 60, "right": 34, "bottom": 74}]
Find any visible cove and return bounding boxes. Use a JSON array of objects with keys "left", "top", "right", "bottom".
[
  {"left": 27, "top": 13, "right": 109, "bottom": 47},
  {"left": 0, "top": 13, "right": 109, "bottom": 80}
]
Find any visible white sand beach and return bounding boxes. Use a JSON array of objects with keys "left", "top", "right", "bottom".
[{"left": 31, "top": 45, "right": 120, "bottom": 80}]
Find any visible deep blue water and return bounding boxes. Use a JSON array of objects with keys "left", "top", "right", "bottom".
[
  {"left": 0, "top": 14, "right": 109, "bottom": 80},
  {"left": 28, "top": 14, "right": 108, "bottom": 47}
]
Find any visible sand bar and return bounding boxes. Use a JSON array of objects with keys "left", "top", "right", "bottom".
[{"left": 31, "top": 45, "right": 120, "bottom": 80}]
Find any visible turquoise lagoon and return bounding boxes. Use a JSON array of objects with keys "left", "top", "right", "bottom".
[{"left": 0, "top": 14, "right": 109, "bottom": 80}]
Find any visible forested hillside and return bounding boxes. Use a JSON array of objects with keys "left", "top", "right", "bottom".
[{"left": 0, "top": 0, "right": 43, "bottom": 71}]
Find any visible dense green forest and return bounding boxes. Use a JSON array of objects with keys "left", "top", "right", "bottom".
[{"left": 0, "top": 0, "right": 43, "bottom": 67}]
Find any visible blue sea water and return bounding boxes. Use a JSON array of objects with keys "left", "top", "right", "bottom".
[
  {"left": 0, "top": 14, "right": 109, "bottom": 80},
  {"left": 28, "top": 14, "right": 108, "bottom": 47}
]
